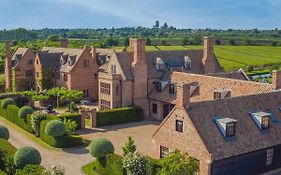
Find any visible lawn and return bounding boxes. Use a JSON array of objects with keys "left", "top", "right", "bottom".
[{"left": 82, "top": 162, "right": 100, "bottom": 175}]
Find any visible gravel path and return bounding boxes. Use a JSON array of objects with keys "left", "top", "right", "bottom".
[{"left": 0, "top": 119, "right": 93, "bottom": 175}]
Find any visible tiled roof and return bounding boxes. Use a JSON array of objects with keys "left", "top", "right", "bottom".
[
  {"left": 209, "top": 68, "right": 249, "bottom": 81},
  {"left": 148, "top": 72, "right": 273, "bottom": 103},
  {"left": 38, "top": 51, "right": 61, "bottom": 69},
  {"left": 115, "top": 50, "right": 222, "bottom": 80},
  {"left": 188, "top": 91, "right": 281, "bottom": 160},
  {"left": 11, "top": 48, "right": 29, "bottom": 68}
]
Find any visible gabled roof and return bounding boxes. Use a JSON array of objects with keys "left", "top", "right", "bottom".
[
  {"left": 114, "top": 50, "right": 222, "bottom": 80},
  {"left": 11, "top": 48, "right": 29, "bottom": 68},
  {"left": 37, "top": 51, "right": 61, "bottom": 69},
  {"left": 148, "top": 72, "right": 273, "bottom": 103},
  {"left": 187, "top": 91, "right": 281, "bottom": 160}
]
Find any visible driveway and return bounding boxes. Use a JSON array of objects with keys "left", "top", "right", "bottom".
[
  {"left": 0, "top": 118, "right": 93, "bottom": 175},
  {"left": 77, "top": 120, "right": 161, "bottom": 158}
]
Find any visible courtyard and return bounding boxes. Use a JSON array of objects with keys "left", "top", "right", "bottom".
[{"left": 77, "top": 119, "right": 161, "bottom": 158}]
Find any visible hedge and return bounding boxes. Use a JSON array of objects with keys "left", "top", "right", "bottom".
[
  {"left": 15, "top": 165, "right": 44, "bottom": 175},
  {"left": 0, "top": 138, "right": 17, "bottom": 174},
  {"left": 45, "top": 120, "right": 65, "bottom": 137},
  {"left": 40, "top": 120, "right": 83, "bottom": 148},
  {"left": 57, "top": 113, "right": 82, "bottom": 130},
  {"left": 93, "top": 153, "right": 125, "bottom": 175},
  {"left": 1, "top": 98, "right": 16, "bottom": 109},
  {"left": 96, "top": 106, "right": 144, "bottom": 127}
]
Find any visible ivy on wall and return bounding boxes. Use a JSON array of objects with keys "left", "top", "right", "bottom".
[{"left": 41, "top": 68, "right": 54, "bottom": 90}]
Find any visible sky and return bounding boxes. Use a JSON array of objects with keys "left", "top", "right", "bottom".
[{"left": 0, "top": 0, "right": 281, "bottom": 29}]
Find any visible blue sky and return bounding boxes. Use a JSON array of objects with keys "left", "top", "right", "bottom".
[{"left": 0, "top": 0, "right": 281, "bottom": 29}]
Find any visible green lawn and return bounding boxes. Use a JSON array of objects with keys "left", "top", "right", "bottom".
[{"left": 82, "top": 162, "right": 100, "bottom": 175}]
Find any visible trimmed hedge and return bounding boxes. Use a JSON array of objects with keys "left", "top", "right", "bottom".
[
  {"left": 14, "top": 146, "right": 41, "bottom": 168},
  {"left": 18, "top": 106, "right": 33, "bottom": 120},
  {"left": 15, "top": 164, "right": 44, "bottom": 175},
  {"left": 1, "top": 98, "right": 16, "bottom": 109},
  {"left": 45, "top": 120, "right": 65, "bottom": 137},
  {"left": 57, "top": 113, "right": 82, "bottom": 130},
  {"left": 93, "top": 154, "right": 125, "bottom": 175},
  {"left": 0, "top": 125, "right": 9, "bottom": 140},
  {"left": 0, "top": 138, "right": 17, "bottom": 174},
  {"left": 96, "top": 106, "right": 144, "bottom": 127},
  {"left": 89, "top": 138, "right": 114, "bottom": 158},
  {"left": 40, "top": 120, "right": 83, "bottom": 148}
]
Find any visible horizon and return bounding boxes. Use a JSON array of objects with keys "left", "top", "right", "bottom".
[{"left": 1, "top": 0, "right": 281, "bottom": 30}]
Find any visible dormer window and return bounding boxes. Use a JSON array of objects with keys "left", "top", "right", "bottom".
[
  {"left": 156, "top": 57, "right": 165, "bottom": 71},
  {"left": 169, "top": 84, "right": 175, "bottom": 94},
  {"left": 214, "top": 117, "right": 237, "bottom": 138},
  {"left": 184, "top": 56, "right": 192, "bottom": 70},
  {"left": 250, "top": 112, "right": 270, "bottom": 130},
  {"left": 214, "top": 89, "right": 231, "bottom": 100}
]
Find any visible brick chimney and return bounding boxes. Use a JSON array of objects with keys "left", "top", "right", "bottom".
[
  {"left": 176, "top": 83, "right": 190, "bottom": 109},
  {"left": 272, "top": 70, "right": 281, "bottom": 89},
  {"left": 60, "top": 38, "right": 68, "bottom": 48},
  {"left": 4, "top": 41, "right": 12, "bottom": 91},
  {"left": 202, "top": 36, "right": 216, "bottom": 74},
  {"left": 130, "top": 38, "right": 149, "bottom": 117},
  {"left": 91, "top": 46, "right": 97, "bottom": 59}
]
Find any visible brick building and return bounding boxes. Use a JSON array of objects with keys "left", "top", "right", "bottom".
[{"left": 153, "top": 71, "right": 281, "bottom": 175}]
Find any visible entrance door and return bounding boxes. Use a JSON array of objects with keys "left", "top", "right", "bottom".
[{"left": 163, "top": 104, "right": 170, "bottom": 119}]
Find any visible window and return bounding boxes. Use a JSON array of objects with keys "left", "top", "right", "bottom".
[
  {"left": 111, "top": 65, "right": 116, "bottom": 74},
  {"left": 36, "top": 72, "right": 39, "bottom": 78},
  {"left": 226, "top": 122, "right": 235, "bottom": 137},
  {"left": 100, "top": 99, "right": 111, "bottom": 110},
  {"left": 266, "top": 148, "right": 274, "bottom": 166},
  {"left": 214, "top": 92, "right": 222, "bottom": 100},
  {"left": 156, "top": 82, "right": 162, "bottom": 92},
  {"left": 176, "top": 120, "right": 183, "bottom": 132},
  {"left": 152, "top": 103, "right": 157, "bottom": 114},
  {"left": 100, "top": 82, "right": 111, "bottom": 95},
  {"left": 63, "top": 73, "right": 68, "bottom": 81},
  {"left": 83, "top": 60, "right": 90, "bottom": 68},
  {"left": 36, "top": 59, "right": 39, "bottom": 64},
  {"left": 28, "top": 59, "right": 33, "bottom": 64},
  {"left": 262, "top": 116, "right": 270, "bottom": 129},
  {"left": 83, "top": 90, "right": 89, "bottom": 98},
  {"left": 169, "top": 84, "right": 175, "bottom": 94},
  {"left": 160, "top": 146, "right": 169, "bottom": 158},
  {"left": 25, "top": 70, "right": 34, "bottom": 77}
]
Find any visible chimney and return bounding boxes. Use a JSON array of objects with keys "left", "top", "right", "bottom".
[
  {"left": 272, "top": 70, "right": 281, "bottom": 89},
  {"left": 4, "top": 41, "right": 12, "bottom": 91},
  {"left": 202, "top": 36, "right": 216, "bottom": 74},
  {"left": 60, "top": 38, "right": 68, "bottom": 48},
  {"left": 130, "top": 38, "right": 146, "bottom": 65},
  {"left": 91, "top": 46, "right": 97, "bottom": 59},
  {"left": 176, "top": 83, "right": 190, "bottom": 109}
]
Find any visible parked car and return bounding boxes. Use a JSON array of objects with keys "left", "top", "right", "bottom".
[{"left": 81, "top": 100, "right": 91, "bottom": 106}]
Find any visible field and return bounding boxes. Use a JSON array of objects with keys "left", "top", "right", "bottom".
[{"left": 140, "top": 45, "right": 281, "bottom": 71}]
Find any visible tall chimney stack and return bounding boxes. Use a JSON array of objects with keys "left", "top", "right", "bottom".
[
  {"left": 202, "top": 36, "right": 216, "bottom": 74},
  {"left": 272, "top": 70, "right": 281, "bottom": 90},
  {"left": 176, "top": 83, "right": 191, "bottom": 109},
  {"left": 130, "top": 38, "right": 146, "bottom": 65},
  {"left": 60, "top": 38, "right": 68, "bottom": 48},
  {"left": 91, "top": 46, "right": 97, "bottom": 59},
  {"left": 4, "top": 41, "right": 12, "bottom": 91}
]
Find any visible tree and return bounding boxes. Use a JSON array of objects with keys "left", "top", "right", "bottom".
[
  {"left": 123, "top": 37, "right": 129, "bottom": 47},
  {"left": 229, "top": 39, "right": 236, "bottom": 45},
  {"left": 245, "top": 65, "right": 254, "bottom": 72},
  {"left": 181, "top": 37, "right": 189, "bottom": 46},
  {"left": 89, "top": 138, "right": 114, "bottom": 159},
  {"left": 47, "top": 35, "right": 60, "bottom": 42},
  {"left": 19, "top": 91, "right": 37, "bottom": 106},
  {"left": 146, "top": 38, "right": 151, "bottom": 46},
  {"left": 60, "top": 90, "right": 83, "bottom": 113},
  {"left": 47, "top": 87, "right": 67, "bottom": 108},
  {"left": 157, "top": 150, "right": 199, "bottom": 175},
  {"left": 122, "top": 136, "right": 137, "bottom": 156}
]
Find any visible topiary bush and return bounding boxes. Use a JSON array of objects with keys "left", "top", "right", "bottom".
[
  {"left": 14, "top": 146, "right": 41, "bottom": 169},
  {"left": 45, "top": 120, "right": 65, "bottom": 137},
  {"left": 31, "top": 113, "right": 47, "bottom": 136},
  {"left": 89, "top": 138, "right": 114, "bottom": 158},
  {"left": 0, "top": 125, "right": 9, "bottom": 140},
  {"left": 18, "top": 106, "right": 33, "bottom": 120},
  {"left": 1, "top": 98, "right": 16, "bottom": 109}
]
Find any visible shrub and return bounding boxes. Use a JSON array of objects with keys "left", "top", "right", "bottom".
[
  {"left": 93, "top": 154, "right": 124, "bottom": 175},
  {"left": 18, "top": 106, "right": 33, "bottom": 120},
  {"left": 31, "top": 113, "right": 47, "bottom": 136},
  {"left": 45, "top": 120, "right": 65, "bottom": 137},
  {"left": 63, "top": 118, "right": 77, "bottom": 135},
  {"left": 40, "top": 120, "right": 83, "bottom": 148},
  {"left": 89, "top": 138, "right": 114, "bottom": 158},
  {"left": 15, "top": 165, "right": 44, "bottom": 175},
  {"left": 14, "top": 146, "right": 41, "bottom": 169},
  {"left": 42, "top": 165, "right": 65, "bottom": 175},
  {"left": 122, "top": 136, "right": 136, "bottom": 156},
  {"left": 0, "top": 170, "right": 6, "bottom": 175},
  {"left": 96, "top": 106, "right": 143, "bottom": 127},
  {"left": 0, "top": 139, "right": 17, "bottom": 174},
  {"left": 1, "top": 98, "right": 16, "bottom": 109},
  {"left": 58, "top": 113, "right": 81, "bottom": 130},
  {"left": 122, "top": 152, "right": 148, "bottom": 175},
  {"left": 0, "top": 125, "right": 9, "bottom": 140}
]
